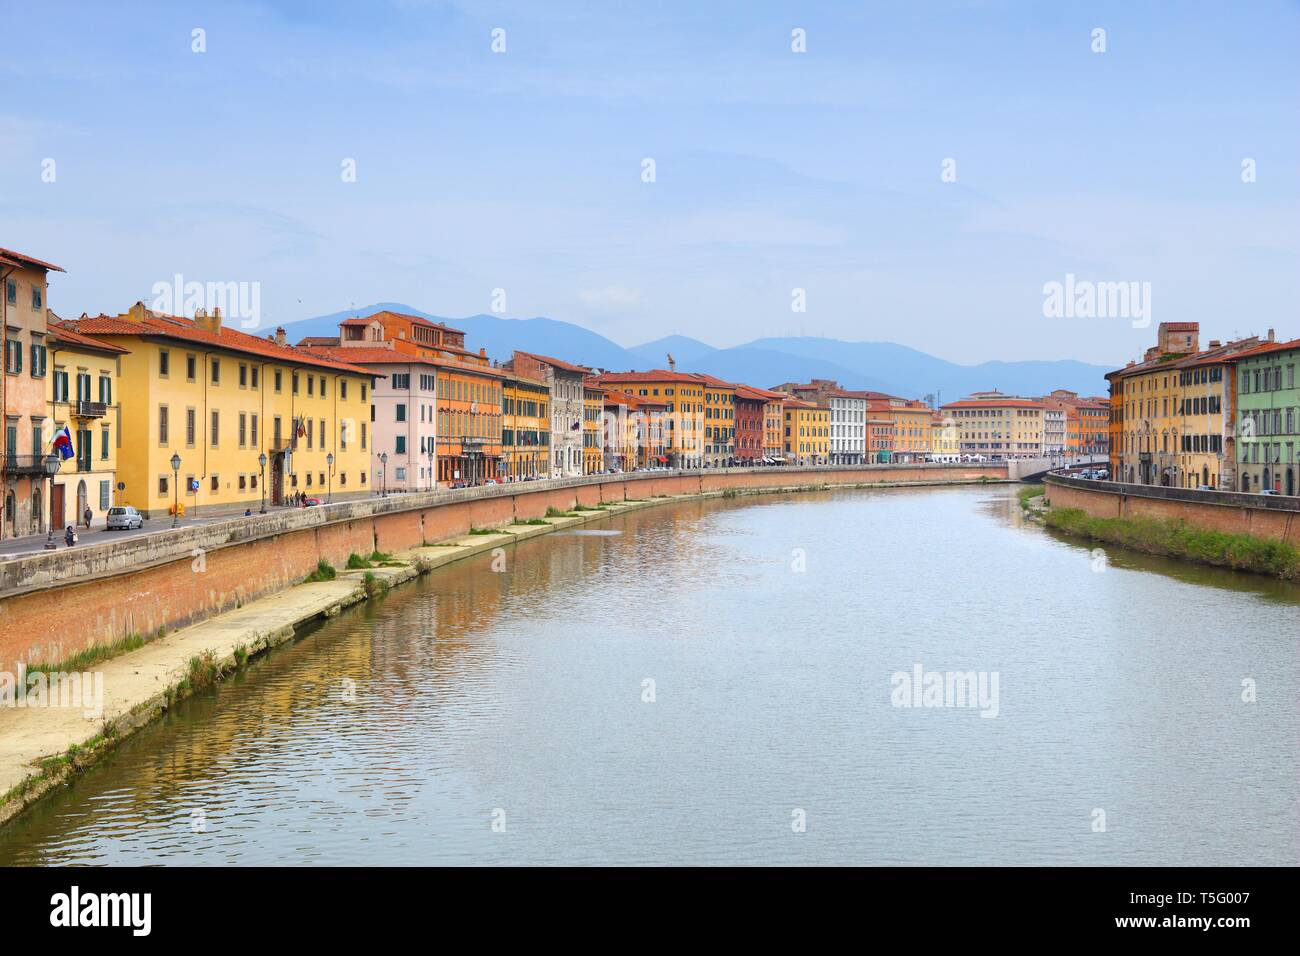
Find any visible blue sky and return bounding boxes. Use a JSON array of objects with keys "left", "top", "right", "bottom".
[{"left": 2, "top": 0, "right": 1296, "bottom": 364}]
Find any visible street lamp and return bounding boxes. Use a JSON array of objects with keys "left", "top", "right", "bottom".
[
  {"left": 43, "top": 453, "right": 61, "bottom": 550},
  {"left": 170, "top": 453, "right": 182, "bottom": 528},
  {"left": 258, "top": 452, "right": 268, "bottom": 514},
  {"left": 427, "top": 447, "right": 434, "bottom": 492},
  {"left": 325, "top": 452, "right": 335, "bottom": 504},
  {"left": 378, "top": 452, "right": 388, "bottom": 497}
]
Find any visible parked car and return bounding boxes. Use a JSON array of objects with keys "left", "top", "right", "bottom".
[
  {"left": 106, "top": 505, "right": 144, "bottom": 530},
  {"left": 302, "top": 496, "right": 322, "bottom": 507},
  {"left": 1260, "top": 488, "right": 1280, "bottom": 496},
  {"left": 1196, "top": 484, "right": 1215, "bottom": 491}
]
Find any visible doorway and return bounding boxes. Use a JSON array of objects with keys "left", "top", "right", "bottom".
[{"left": 52, "top": 482, "right": 66, "bottom": 530}]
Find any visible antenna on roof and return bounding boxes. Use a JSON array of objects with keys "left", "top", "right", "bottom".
[{"left": 667, "top": 353, "right": 676, "bottom": 372}]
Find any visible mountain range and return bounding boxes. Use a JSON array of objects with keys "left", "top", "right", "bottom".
[{"left": 274, "top": 303, "right": 1111, "bottom": 400}]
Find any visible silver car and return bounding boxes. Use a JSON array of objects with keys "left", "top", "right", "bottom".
[{"left": 106, "top": 505, "right": 143, "bottom": 530}]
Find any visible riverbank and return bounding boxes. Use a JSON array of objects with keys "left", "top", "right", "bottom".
[
  {"left": 1023, "top": 483, "right": 1300, "bottom": 581},
  {"left": 0, "top": 477, "right": 1006, "bottom": 828}
]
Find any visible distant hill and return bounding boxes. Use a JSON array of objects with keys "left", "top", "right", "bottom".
[{"left": 276, "top": 304, "right": 1111, "bottom": 399}]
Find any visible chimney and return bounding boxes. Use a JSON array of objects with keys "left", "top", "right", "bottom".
[
  {"left": 1268, "top": 328, "right": 1275, "bottom": 342},
  {"left": 126, "top": 301, "right": 149, "bottom": 323},
  {"left": 274, "top": 327, "right": 286, "bottom": 346},
  {"left": 194, "top": 307, "right": 222, "bottom": 335},
  {"left": 479, "top": 347, "right": 487, "bottom": 358}
]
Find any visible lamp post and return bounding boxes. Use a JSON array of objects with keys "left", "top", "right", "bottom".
[
  {"left": 427, "top": 448, "right": 434, "bottom": 492},
  {"left": 170, "top": 453, "right": 182, "bottom": 528},
  {"left": 379, "top": 452, "right": 387, "bottom": 498},
  {"left": 326, "top": 452, "right": 334, "bottom": 504},
  {"left": 258, "top": 452, "right": 268, "bottom": 514},
  {"left": 43, "top": 453, "right": 61, "bottom": 550}
]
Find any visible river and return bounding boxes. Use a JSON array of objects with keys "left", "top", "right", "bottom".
[{"left": 2, "top": 484, "right": 1297, "bottom": 865}]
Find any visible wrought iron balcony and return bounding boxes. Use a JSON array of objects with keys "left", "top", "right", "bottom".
[
  {"left": 0, "top": 454, "right": 58, "bottom": 476},
  {"left": 75, "top": 400, "right": 107, "bottom": 419}
]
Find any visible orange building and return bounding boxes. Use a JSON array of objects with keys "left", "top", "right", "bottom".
[
  {"left": 332, "top": 310, "right": 503, "bottom": 485},
  {"left": 592, "top": 370, "right": 707, "bottom": 468},
  {"left": 603, "top": 391, "right": 667, "bottom": 470},
  {"left": 582, "top": 376, "right": 607, "bottom": 474}
]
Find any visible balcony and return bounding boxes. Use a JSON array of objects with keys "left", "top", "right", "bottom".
[
  {"left": 74, "top": 400, "right": 107, "bottom": 419},
  {"left": 0, "top": 454, "right": 55, "bottom": 476}
]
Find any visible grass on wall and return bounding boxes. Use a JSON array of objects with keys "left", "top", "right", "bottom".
[{"left": 1045, "top": 507, "right": 1300, "bottom": 580}]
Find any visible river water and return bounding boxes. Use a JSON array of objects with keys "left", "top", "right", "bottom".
[{"left": 2, "top": 485, "right": 1297, "bottom": 865}]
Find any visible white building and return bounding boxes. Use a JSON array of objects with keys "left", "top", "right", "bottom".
[{"left": 828, "top": 391, "right": 867, "bottom": 464}]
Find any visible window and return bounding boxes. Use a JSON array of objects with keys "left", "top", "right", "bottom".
[
  {"left": 396, "top": 435, "right": 406, "bottom": 454},
  {"left": 211, "top": 359, "right": 221, "bottom": 384},
  {"left": 5, "top": 339, "right": 22, "bottom": 374},
  {"left": 211, "top": 475, "right": 219, "bottom": 492},
  {"left": 53, "top": 369, "right": 69, "bottom": 402},
  {"left": 251, "top": 366, "right": 259, "bottom": 388},
  {"left": 32, "top": 286, "right": 42, "bottom": 310},
  {"left": 160, "top": 350, "right": 171, "bottom": 376},
  {"left": 186, "top": 354, "right": 196, "bottom": 380},
  {"left": 251, "top": 414, "right": 259, "bottom": 447},
  {"left": 99, "top": 375, "right": 112, "bottom": 404},
  {"left": 159, "top": 405, "right": 170, "bottom": 444},
  {"left": 158, "top": 475, "right": 169, "bottom": 496},
  {"left": 239, "top": 412, "right": 247, "bottom": 447},
  {"left": 211, "top": 410, "right": 220, "bottom": 447},
  {"left": 307, "top": 376, "right": 314, "bottom": 396},
  {"left": 392, "top": 373, "right": 410, "bottom": 390},
  {"left": 29, "top": 343, "right": 47, "bottom": 377},
  {"left": 341, "top": 380, "right": 348, "bottom": 400},
  {"left": 186, "top": 408, "right": 196, "bottom": 446},
  {"left": 4, "top": 280, "right": 14, "bottom": 305},
  {"left": 275, "top": 369, "right": 283, "bottom": 392},
  {"left": 100, "top": 480, "right": 110, "bottom": 511},
  {"left": 239, "top": 363, "right": 247, "bottom": 387},
  {"left": 293, "top": 373, "right": 300, "bottom": 394},
  {"left": 100, "top": 428, "right": 109, "bottom": 460},
  {"left": 396, "top": 403, "right": 406, "bottom": 422}
]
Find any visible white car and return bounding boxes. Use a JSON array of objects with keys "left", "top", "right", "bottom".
[{"left": 106, "top": 505, "right": 144, "bottom": 530}]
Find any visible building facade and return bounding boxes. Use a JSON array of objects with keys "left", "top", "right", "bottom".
[
  {"left": 783, "top": 400, "right": 829, "bottom": 464},
  {"left": 1232, "top": 340, "right": 1300, "bottom": 495},
  {"left": 70, "top": 303, "right": 374, "bottom": 515},
  {"left": 502, "top": 370, "right": 550, "bottom": 480},
  {"left": 46, "top": 320, "right": 125, "bottom": 529},
  {"left": 942, "top": 393, "right": 1046, "bottom": 458},
  {"left": 508, "top": 352, "right": 587, "bottom": 478},
  {"left": 592, "top": 371, "right": 706, "bottom": 468},
  {"left": 1, "top": 246, "right": 64, "bottom": 539},
  {"left": 828, "top": 391, "right": 867, "bottom": 464}
]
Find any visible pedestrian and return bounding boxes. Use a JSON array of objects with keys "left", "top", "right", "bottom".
[
  {"left": 64, "top": 524, "right": 76, "bottom": 547},
  {"left": 83, "top": 505, "right": 93, "bottom": 530},
  {"left": 244, "top": 508, "right": 252, "bottom": 517}
]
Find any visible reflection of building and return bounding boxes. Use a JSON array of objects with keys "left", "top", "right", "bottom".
[
  {"left": 46, "top": 319, "right": 125, "bottom": 528},
  {"left": 68, "top": 303, "right": 373, "bottom": 514},
  {"left": 502, "top": 370, "right": 549, "bottom": 480},
  {"left": 1, "top": 246, "right": 64, "bottom": 539}
]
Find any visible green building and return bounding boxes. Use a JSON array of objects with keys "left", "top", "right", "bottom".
[{"left": 1233, "top": 340, "right": 1300, "bottom": 495}]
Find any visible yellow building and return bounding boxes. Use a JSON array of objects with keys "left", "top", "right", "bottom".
[
  {"left": 69, "top": 303, "right": 374, "bottom": 516},
  {"left": 783, "top": 399, "right": 829, "bottom": 464},
  {"left": 930, "top": 410, "right": 960, "bottom": 460},
  {"left": 582, "top": 377, "right": 606, "bottom": 474},
  {"left": 592, "top": 371, "right": 707, "bottom": 468},
  {"left": 942, "top": 393, "right": 1046, "bottom": 458},
  {"left": 45, "top": 319, "right": 126, "bottom": 529},
  {"left": 876, "top": 395, "right": 932, "bottom": 461},
  {"left": 696, "top": 374, "right": 736, "bottom": 466},
  {"left": 502, "top": 370, "right": 549, "bottom": 480}
]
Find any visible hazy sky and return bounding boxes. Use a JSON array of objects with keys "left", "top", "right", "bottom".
[{"left": 2, "top": 0, "right": 1296, "bottom": 365}]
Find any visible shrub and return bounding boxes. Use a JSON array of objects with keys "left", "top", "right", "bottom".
[{"left": 306, "top": 559, "right": 337, "bottom": 581}]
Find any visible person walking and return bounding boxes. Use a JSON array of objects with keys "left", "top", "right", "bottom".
[{"left": 83, "top": 505, "right": 93, "bottom": 530}]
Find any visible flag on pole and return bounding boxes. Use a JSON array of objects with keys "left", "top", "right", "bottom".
[{"left": 51, "top": 425, "right": 74, "bottom": 460}]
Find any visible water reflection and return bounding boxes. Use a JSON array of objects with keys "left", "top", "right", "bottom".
[{"left": 1, "top": 485, "right": 1296, "bottom": 865}]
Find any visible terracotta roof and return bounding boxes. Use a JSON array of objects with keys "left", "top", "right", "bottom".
[
  {"left": 66, "top": 306, "right": 375, "bottom": 375},
  {"left": 734, "top": 384, "right": 785, "bottom": 402},
  {"left": 1222, "top": 338, "right": 1300, "bottom": 362},
  {"left": 0, "top": 246, "right": 65, "bottom": 273},
  {"left": 341, "top": 310, "right": 466, "bottom": 335},
  {"left": 48, "top": 320, "right": 128, "bottom": 355},
  {"left": 297, "top": 336, "right": 340, "bottom": 347},
  {"left": 942, "top": 398, "right": 1045, "bottom": 410},
  {"left": 593, "top": 369, "right": 705, "bottom": 385},
  {"left": 301, "top": 343, "right": 505, "bottom": 378},
  {"left": 514, "top": 351, "right": 591, "bottom": 375}
]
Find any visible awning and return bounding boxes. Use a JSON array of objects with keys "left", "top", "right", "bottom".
[{"left": 656, "top": 456, "right": 669, "bottom": 463}]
